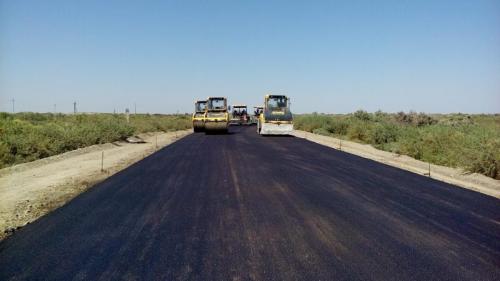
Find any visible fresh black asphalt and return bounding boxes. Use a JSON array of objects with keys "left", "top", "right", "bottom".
[{"left": 1, "top": 126, "right": 499, "bottom": 280}]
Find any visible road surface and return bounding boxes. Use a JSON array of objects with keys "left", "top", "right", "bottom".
[{"left": 1, "top": 126, "right": 499, "bottom": 280}]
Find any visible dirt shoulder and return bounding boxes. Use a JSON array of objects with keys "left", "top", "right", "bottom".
[
  {"left": 292, "top": 130, "right": 500, "bottom": 199},
  {"left": 0, "top": 129, "right": 192, "bottom": 240}
]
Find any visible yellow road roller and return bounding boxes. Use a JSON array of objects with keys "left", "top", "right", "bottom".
[
  {"left": 257, "top": 94, "right": 293, "bottom": 135},
  {"left": 192, "top": 100, "right": 207, "bottom": 132},
  {"left": 205, "top": 97, "right": 229, "bottom": 133}
]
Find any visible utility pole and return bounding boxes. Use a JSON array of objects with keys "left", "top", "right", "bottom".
[
  {"left": 53, "top": 104, "right": 57, "bottom": 114},
  {"left": 11, "top": 99, "right": 15, "bottom": 113},
  {"left": 73, "top": 102, "right": 77, "bottom": 114},
  {"left": 134, "top": 103, "right": 137, "bottom": 115}
]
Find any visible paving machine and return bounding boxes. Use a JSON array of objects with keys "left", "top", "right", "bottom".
[
  {"left": 192, "top": 100, "right": 207, "bottom": 132},
  {"left": 230, "top": 104, "right": 250, "bottom": 125},
  {"left": 257, "top": 95, "right": 293, "bottom": 135},
  {"left": 205, "top": 97, "right": 229, "bottom": 133}
]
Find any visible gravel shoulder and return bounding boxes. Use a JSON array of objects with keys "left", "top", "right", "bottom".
[
  {"left": 0, "top": 129, "right": 192, "bottom": 240},
  {"left": 292, "top": 130, "right": 500, "bottom": 199}
]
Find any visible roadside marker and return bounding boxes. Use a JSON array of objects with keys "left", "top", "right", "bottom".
[
  {"left": 101, "top": 151, "right": 104, "bottom": 172},
  {"left": 424, "top": 162, "right": 431, "bottom": 177}
]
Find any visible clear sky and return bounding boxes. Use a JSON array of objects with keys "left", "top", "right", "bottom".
[{"left": 1, "top": 0, "right": 499, "bottom": 114}]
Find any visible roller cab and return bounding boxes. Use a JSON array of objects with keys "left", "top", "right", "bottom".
[{"left": 205, "top": 97, "right": 229, "bottom": 133}]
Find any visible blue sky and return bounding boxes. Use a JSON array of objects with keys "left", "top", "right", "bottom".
[{"left": 1, "top": 0, "right": 499, "bottom": 113}]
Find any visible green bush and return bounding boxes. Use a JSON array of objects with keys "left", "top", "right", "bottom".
[
  {"left": 293, "top": 113, "right": 331, "bottom": 133},
  {"left": 129, "top": 114, "right": 191, "bottom": 133},
  {"left": 395, "top": 128, "right": 424, "bottom": 159},
  {"left": 311, "top": 128, "right": 330, "bottom": 136},
  {"left": 352, "top": 110, "right": 371, "bottom": 121},
  {"left": 370, "top": 123, "right": 399, "bottom": 146},
  {"left": 325, "top": 119, "right": 350, "bottom": 135},
  {"left": 347, "top": 121, "right": 371, "bottom": 142},
  {"left": 0, "top": 112, "right": 190, "bottom": 168},
  {"left": 394, "top": 111, "right": 437, "bottom": 126},
  {"left": 459, "top": 129, "right": 500, "bottom": 179}
]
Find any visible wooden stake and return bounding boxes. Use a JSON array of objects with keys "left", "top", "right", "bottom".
[{"left": 424, "top": 162, "right": 431, "bottom": 177}]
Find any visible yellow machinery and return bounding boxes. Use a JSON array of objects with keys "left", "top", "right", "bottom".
[
  {"left": 205, "top": 97, "right": 229, "bottom": 133},
  {"left": 192, "top": 100, "right": 207, "bottom": 132},
  {"left": 257, "top": 95, "right": 293, "bottom": 135},
  {"left": 229, "top": 104, "right": 250, "bottom": 125}
]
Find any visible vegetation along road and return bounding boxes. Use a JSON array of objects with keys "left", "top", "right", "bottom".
[{"left": 0, "top": 126, "right": 498, "bottom": 280}]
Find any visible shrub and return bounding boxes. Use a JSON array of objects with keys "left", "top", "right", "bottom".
[
  {"left": 324, "top": 119, "right": 350, "bottom": 135},
  {"left": 347, "top": 121, "right": 371, "bottom": 142},
  {"left": 0, "top": 113, "right": 189, "bottom": 168},
  {"left": 0, "top": 141, "right": 13, "bottom": 168},
  {"left": 414, "top": 113, "right": 437, "bottom": 127},
  {"left": 370, "top": 123, "right": 399, "bottom": 146},
  {"left": 395, "top": 111, "right": 414, "bottom": 124},
  {"left": 395, "top": 111, "right": 436, "bottom": 126},
  {"left": 395, "top": 127, "right": 424, "bottom": 159},
  {"left": 312, "top": 128, "right": 331, "bottom": 136},
  {"left": 353, "top": 110, "right": 371, "bottom": 121},
  {"left": 459, "top": 130, "right": 500, "bottom": 179},
  {"left": 293, "top": 114, "right": 332, "bottom": 133}
]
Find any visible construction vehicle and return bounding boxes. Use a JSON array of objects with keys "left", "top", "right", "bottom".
[
  {"left": 205, "top": 97, "right": 229, "bottom": 133},
  {"left": 230, "top": 104, "right": 250, "bottom": 125},
  {"left": 257, "top": 95, "right": 293, "bottom": 135},
  {"left": 251, "top": 106, "right": 263, "bottom": 125},
  {"left": 192, "top": 100, "right": 207, "bottom": 132}
]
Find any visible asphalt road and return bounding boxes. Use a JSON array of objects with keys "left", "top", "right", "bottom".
[{"left": 1, "top": 126, "right": 499, "bottom": 280}]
